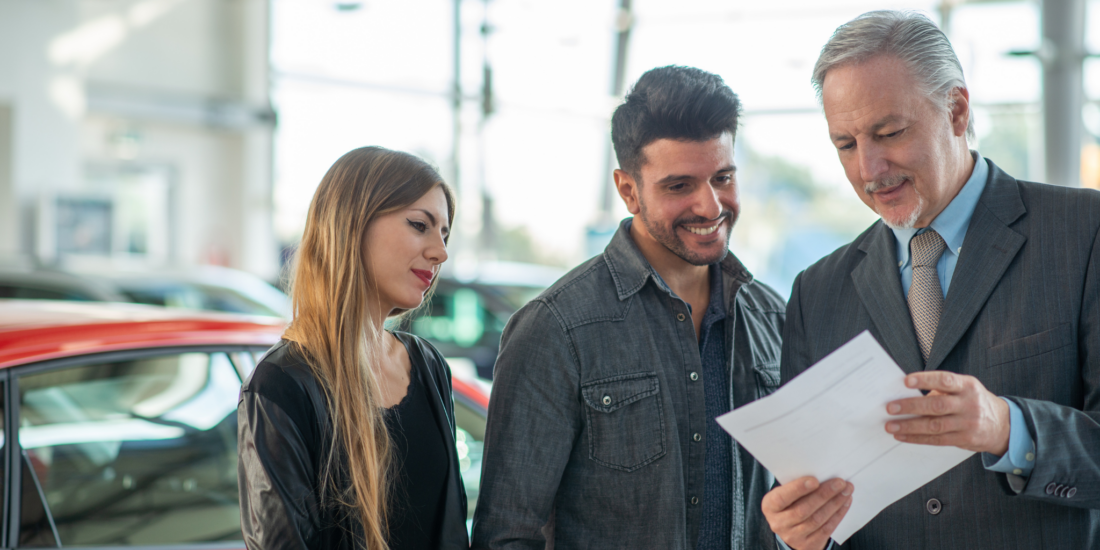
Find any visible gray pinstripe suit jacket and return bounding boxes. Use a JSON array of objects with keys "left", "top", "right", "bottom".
[{"left": 782, "top": 159, "right": 1100, "bottom": 549}]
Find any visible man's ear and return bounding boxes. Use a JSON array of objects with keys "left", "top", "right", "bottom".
[
  {"left": 614, "top": 169, "right": 642, "bottom": 215},
  {"left": 949, "top": 86, "right": 970, "bottom": 137}
]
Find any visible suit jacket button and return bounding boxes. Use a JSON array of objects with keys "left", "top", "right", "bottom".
[
  {"left": 926, "top": 498, "right": 942, "bottom": 515},
  {"left": 1046, "top": 482, "right": 1058, "bottom": 495},
  {"left": 1067, "top": 487, "right": 1077, "bottom": 498}
]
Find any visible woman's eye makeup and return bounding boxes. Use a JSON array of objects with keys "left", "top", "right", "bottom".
[{"left": 407, "top": 219, "right": 427, "bottom": 232}]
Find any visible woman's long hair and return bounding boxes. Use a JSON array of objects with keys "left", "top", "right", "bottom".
[{"left": 283, "top": 146, "right": 454, "bottom": 550}]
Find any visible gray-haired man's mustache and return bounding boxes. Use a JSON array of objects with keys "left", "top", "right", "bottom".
[{"left": 864, "top": 175, "right": 909, "bottom": 195}]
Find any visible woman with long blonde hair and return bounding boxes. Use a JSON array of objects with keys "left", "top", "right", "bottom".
[{"left": 238, "top": 146, "right": 468, "bottom": 550}]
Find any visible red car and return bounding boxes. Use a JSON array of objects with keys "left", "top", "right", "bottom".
[{"left": 0, "top": 300, "right": 488, "bottom": 548}]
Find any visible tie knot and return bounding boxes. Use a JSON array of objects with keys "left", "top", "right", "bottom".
[{"left": 910, "top": 230, "right": 946, "bottom": 267}]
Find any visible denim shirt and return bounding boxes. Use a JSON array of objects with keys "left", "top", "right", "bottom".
[{"left": 472, "top": 219, "right": 785, "bottom": 550}]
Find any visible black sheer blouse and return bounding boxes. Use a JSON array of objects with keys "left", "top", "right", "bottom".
[{"left": 383, "top": 360, "right": 450, "bottom": 549}]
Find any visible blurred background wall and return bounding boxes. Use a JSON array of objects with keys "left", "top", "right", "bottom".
[
  {"left": 0, "top": 0, "right": 277, "bottom": 278},
  {"left": 3, "top": 0, "right": 1100, "bottom": 297}
]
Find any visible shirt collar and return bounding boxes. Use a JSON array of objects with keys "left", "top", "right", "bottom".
[{"left": 891, "top": 151, "right": 989, "bottom": 267}]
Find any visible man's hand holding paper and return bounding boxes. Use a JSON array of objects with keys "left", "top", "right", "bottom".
[
  {"left": 761, "top": 476, "right": 853, "bottom": 550},
  {"left": 715, "top": 331, "right": 975, "bottom": 545},
  {"left": 885, "top": 371, "right": 1011, "bottom": 456}
]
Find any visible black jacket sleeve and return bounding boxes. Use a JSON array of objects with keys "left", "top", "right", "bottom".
[{"left": 238, "top": 357, "right": 324, "bottom": 550}]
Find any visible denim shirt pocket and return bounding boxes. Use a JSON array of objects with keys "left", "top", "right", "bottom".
[
  {"left": 580, "top": 372, "right": 666, "bottom": 472},
  {"left": 752, "top": 361, "right": 781, "bottom": 399}
]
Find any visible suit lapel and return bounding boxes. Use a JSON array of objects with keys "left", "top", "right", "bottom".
[
  {"left": 925, "top": 162, "right": 1027, "bottom": 371},
  {"left": 852, "top": 222, "right": 925, "bottom": 374}
]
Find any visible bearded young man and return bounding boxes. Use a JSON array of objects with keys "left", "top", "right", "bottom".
[{"left": 471, "top": 66, "right": 785, "bottom": 550}]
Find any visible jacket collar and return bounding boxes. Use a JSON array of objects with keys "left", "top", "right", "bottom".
[
  {"left": 925, "top": 160, "right": 1025, "bottom": 370},
  {"left": 851, "top": 159, "right": 1026, "bottom": 373},
  {"left": 603, "top": 217, "right": 753, "bottom": 302}
]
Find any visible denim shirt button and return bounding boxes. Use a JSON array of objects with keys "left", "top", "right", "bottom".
[
  {"left": 676, "top": 313, "right": 686, "bottom": 322},
  {"left": 693, "top": 433, "right": 702, "bottom": 442},
  {"left": 602, "top": 395, "right": 612, "bottom": 406},
  {"left": 689, "top": 372, "right": 699, "bottom": 381},
  {"left": 690, "top": 496, "right": 699, "bottom": 505}
]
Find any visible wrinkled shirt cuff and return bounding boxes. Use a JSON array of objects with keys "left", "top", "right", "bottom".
[{"left": 981, "top": 397, "right": 1035, "bottom": 478}]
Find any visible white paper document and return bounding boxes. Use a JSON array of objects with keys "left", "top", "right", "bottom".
[{"left": 716, "top": 331, "right": 974, "bottom": 544}]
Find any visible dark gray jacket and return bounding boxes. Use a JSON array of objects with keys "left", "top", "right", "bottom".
[
  {"left": 472, "top": 219, "right": 784, "bottom": 550},
  {"left": 783, "top": 160, "right": 1100, "bottom": 548}
]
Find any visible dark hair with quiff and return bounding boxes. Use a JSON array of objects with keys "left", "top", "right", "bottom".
[{"left": 611, "top": 65, "right": 742, "bottom": 179}]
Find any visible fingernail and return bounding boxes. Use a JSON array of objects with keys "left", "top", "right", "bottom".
[
  {"left": 842, "top": 486, "right": 853, "bottom": 497},
  {"left": 804, "top": 479, "right": 814, "bottom": 490},
  {"left": 844, "top": 498, "right": 852, "bottom": 508},
  {"left": 886, "top": 422, "right": 899, "bottom": 433},
  {"left": 832, "top": 479, "right": 844, "bottom": 491},
  {"left": 906, "top": 376, "right": 917, "bottom": 387},
  {"left": 888, "top": 403, "right": 901, "bottom": 414}
]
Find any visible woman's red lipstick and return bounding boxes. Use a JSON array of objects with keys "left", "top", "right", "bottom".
[{"left": 412, "top": 269, "right": 433, "bottom": 287}]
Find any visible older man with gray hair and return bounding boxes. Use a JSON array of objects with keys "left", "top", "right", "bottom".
[{"left": 762, "top": 10, "right": 1100, "bottom": 550}]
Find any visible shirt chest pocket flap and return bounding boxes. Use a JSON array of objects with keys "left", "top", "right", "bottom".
[{"left": 580, "top": 372, "right": 665, "bottom": 472}]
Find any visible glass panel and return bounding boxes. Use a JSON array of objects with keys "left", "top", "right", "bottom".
[
  {"left": 0, "top": 285, "right": 96, "bottom": 302},
  {"left": 228, "top": 352, "right": 255, "bottom": 381},
  {"left": 0, "top": 381, "right": 7, "bottom": 543},
  {"left": 453, "top": 400, "right": 485, "bottom": 525},
  {"left": 20, "top": 451, "right": 59, "bottom": 547},
  {"left": 18, "top": 352, "right": 243, "bottom": 546}
]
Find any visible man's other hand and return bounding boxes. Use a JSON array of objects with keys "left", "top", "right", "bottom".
[
  {"left": 762, "top": 476, "right": 853, "bottom": 550},
  {"left": 885, "top": 371, "right": 1011, "bottom": 455}
]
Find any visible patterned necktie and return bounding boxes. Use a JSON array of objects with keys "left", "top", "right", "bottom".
[{"left": 908, "top": 229, "right": 946, "bottom": 362}]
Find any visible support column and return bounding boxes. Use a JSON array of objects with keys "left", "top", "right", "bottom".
[
  {"left": 1042, "top": 0, "right": 1086, "bottom": 187},
  {"left": 586, "top": 0, "right": 633, "bottom": 258},
  {"left": 0, "top": 104, "right": 13, "bottom": 257},
  {"left": 238, "top": 0, "right": 278, "bottom": 280}
]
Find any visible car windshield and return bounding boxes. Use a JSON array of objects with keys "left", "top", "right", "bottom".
[{"left": 119, "top": 283, "right": 282, "bottom": 317}]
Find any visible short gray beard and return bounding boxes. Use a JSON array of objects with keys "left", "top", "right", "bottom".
[
  {"left": 880, "top": 201, "right": 923, "bottom": 230},
  {"left": 866, "top": 175, "right": 923, "bottom": 230}
]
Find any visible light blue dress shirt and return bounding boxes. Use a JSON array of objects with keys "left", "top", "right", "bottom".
[{"left": 889, "top": 153, "right": 1035, "bottom": 478}]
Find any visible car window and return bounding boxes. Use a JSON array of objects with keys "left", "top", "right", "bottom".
[
  {"left": 17, "top": 352, "right": 244, "bottom": 547},
  {"left": 453, "top": 400, "right": 485, "bottom": 526},
  {"left": 0, "top": 285, "right": 96, "bottom": 302},
  {"left": 20, "top": 450, "right": 59, "bottom": 547},
  {"left": 228, "top": 351, "right": 257, "bottom": 380}
]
